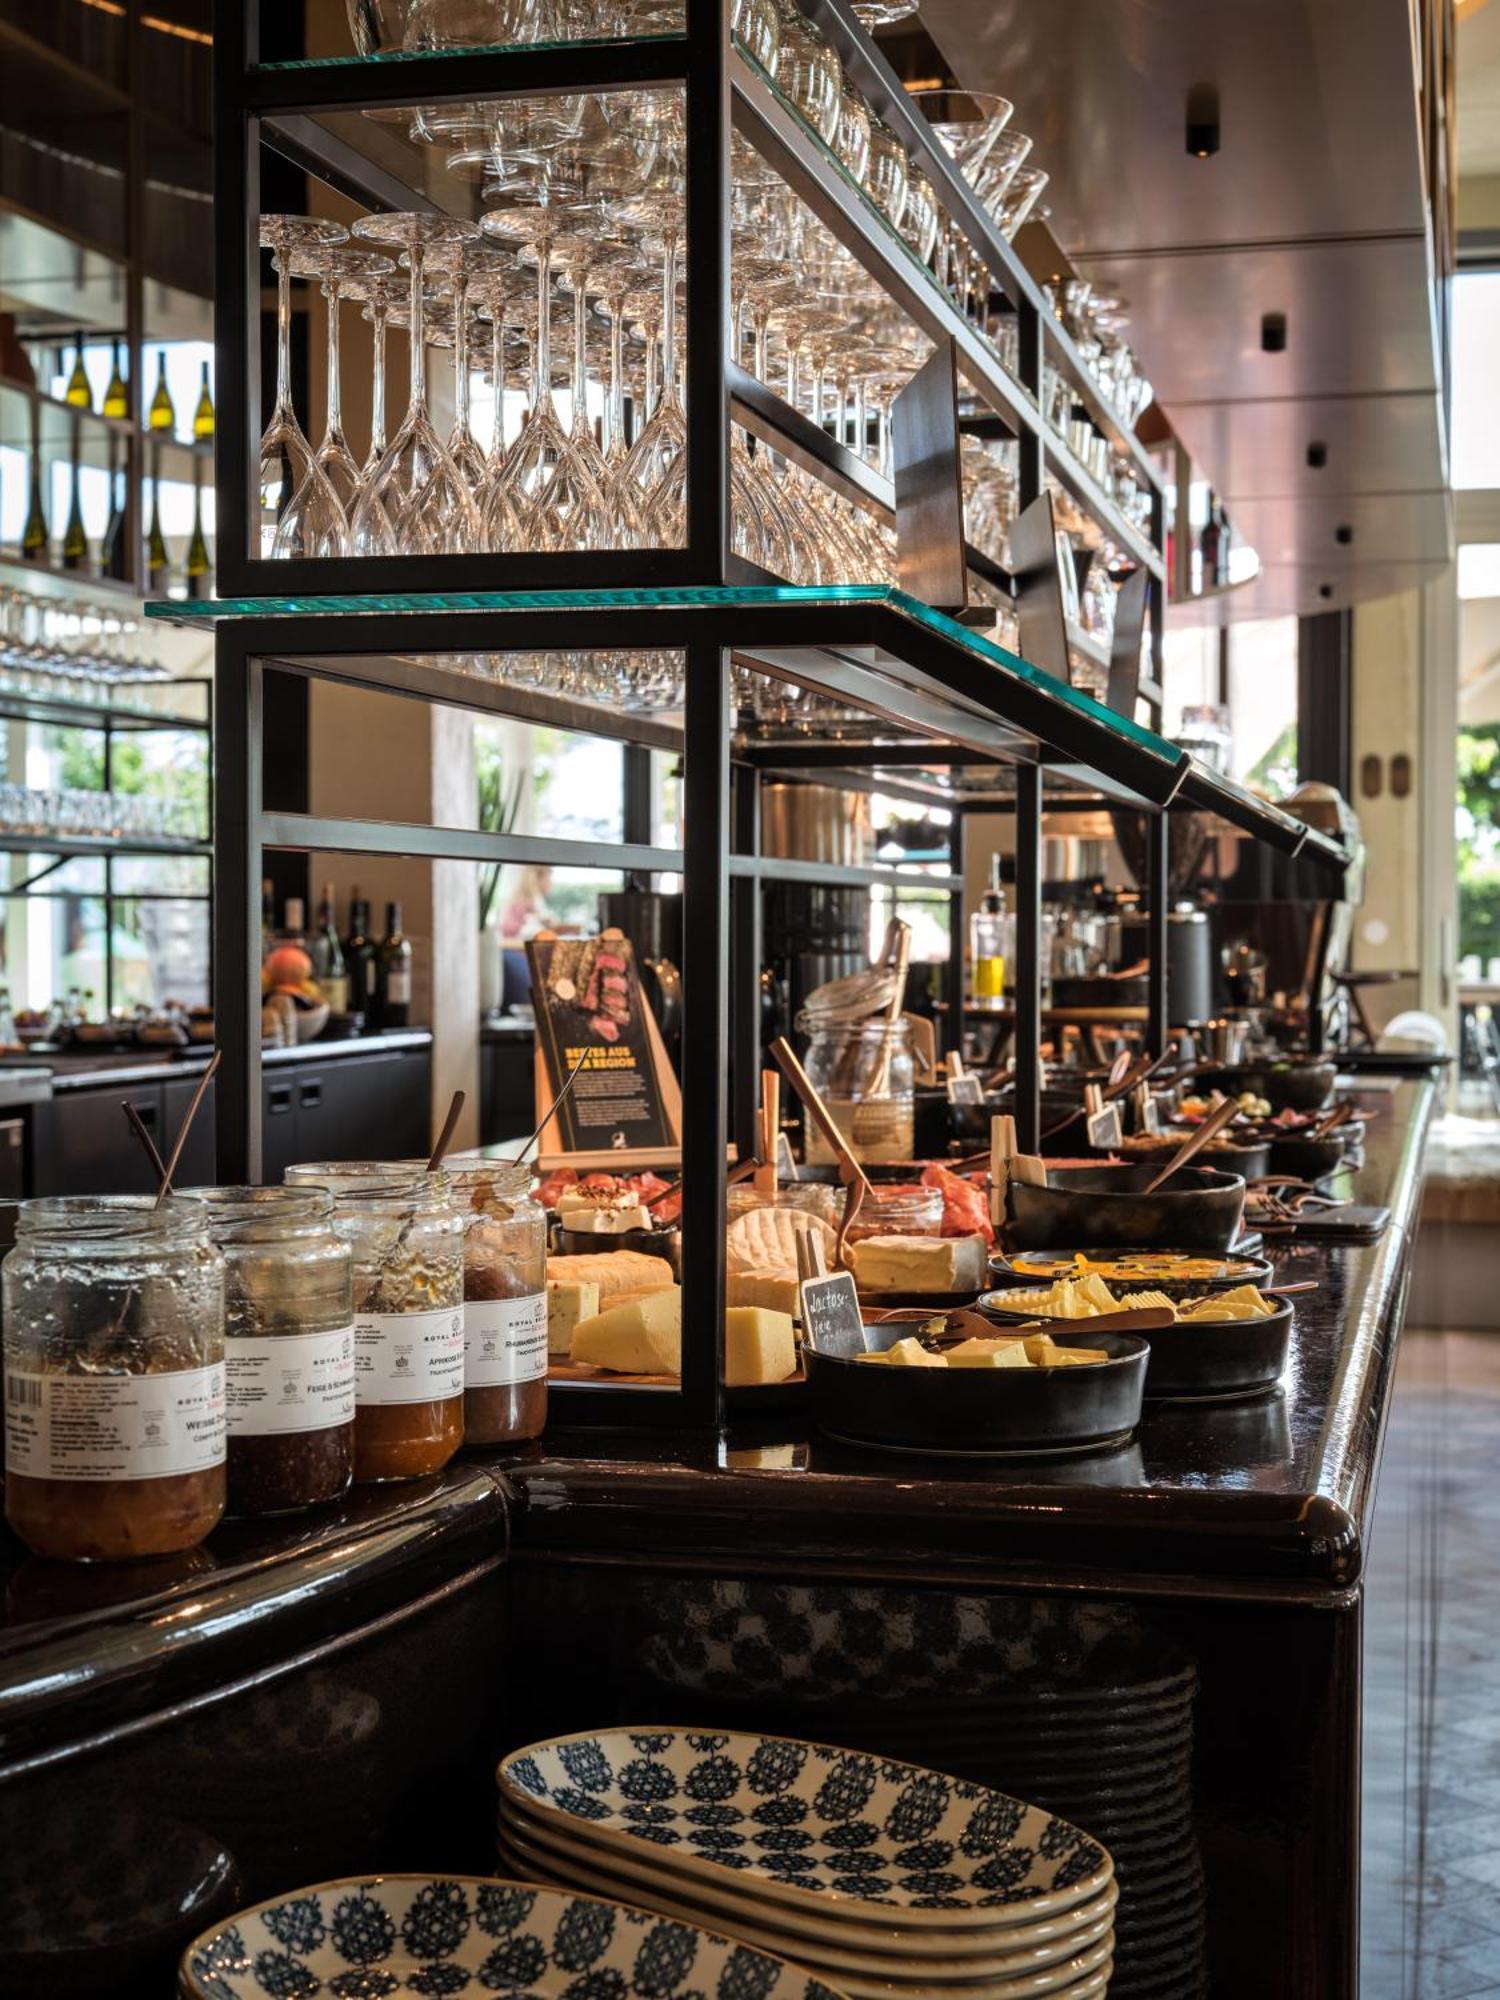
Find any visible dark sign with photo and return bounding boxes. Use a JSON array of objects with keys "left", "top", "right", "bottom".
[{"left": 527, "top": 933, "right": 676, "bottom": 1155}]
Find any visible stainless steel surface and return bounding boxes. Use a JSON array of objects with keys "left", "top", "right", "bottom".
[
  {"left": 761, "top": 783, "right": 875, "bottom": 866},
  {"left": 920, "top": 0, "right": 1451, "bottom": 616},
  {"left": 0, "top": 1069, "right": 52, "bottom": 1109},
  {"left": 892, "top": 340, "right": 970, "bottom": 613}
]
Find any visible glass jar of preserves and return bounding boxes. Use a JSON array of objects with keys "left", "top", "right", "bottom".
[
  {"left": 2, "top": 1196, "right": 226, "bottom": 1562},
  {"left": 196, "top": 1185, "right": 355, "bottom": 1518},
  {"left": 287, "top": 1164, "right": 463, "bottom": 1483},
  {"left": 795, "top": 1011, "right": 915, "bottom": 1165},
  {"left": 443, "top": 1160, "right": 547, "bottom": 1447},
  {"left": 841, "top": 1184, "right": 945, "bottom": 1243}
]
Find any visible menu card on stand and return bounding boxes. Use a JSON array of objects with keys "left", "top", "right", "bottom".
[{"left": 527, "top": 930, "right": 682, "bottom": 1168}]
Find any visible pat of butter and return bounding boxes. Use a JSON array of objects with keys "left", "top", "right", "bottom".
[
  {"left": 858, "top": 1336, "right": 946, "bottom": 1368},
  {"left": 847, "top": 1234, "right": 987, "bottom": 1294},
  {"left": 945, "top": 1337, "right": 1030, "bottom": 1368},
  {"left": 545, "top": 1279, "right": 598, "bottom": 1357}
]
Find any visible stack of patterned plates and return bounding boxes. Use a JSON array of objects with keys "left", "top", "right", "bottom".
[{"left": 496, "top": 1727, "right": 1117, "bottom": 1999}]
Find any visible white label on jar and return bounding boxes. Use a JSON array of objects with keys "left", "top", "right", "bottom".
[
  {"left": 354, "top": 1306, "right": 464, "bottom": 1405},
  {"left": 225, "top": 1325, "right": 356, "bottom": 1436},
  {"left": 466, "top": 1291, "right": 548, "bottom": 1387},
  {"left": 3, "top": 1363, "right": 226, "bottom": 1481}
]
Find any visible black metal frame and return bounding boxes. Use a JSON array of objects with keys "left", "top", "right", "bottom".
[{"left": 199, "top": 0, "right": 1351, "bottom": 1432}]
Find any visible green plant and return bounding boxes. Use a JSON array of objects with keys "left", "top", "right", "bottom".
[
  {"left": 476, "top": 738, "right": 525, "bottom": 932},
  {"left": 1457, "top": 723, "right": 1500, "bottom": 964}
]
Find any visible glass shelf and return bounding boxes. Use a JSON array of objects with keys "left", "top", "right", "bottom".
[{"left": 251, "top": 31, "right": 686, "bottom": 73}]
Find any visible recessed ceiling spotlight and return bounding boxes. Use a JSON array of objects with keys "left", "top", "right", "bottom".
[
  {"left": 1186, "top": 82, "right": 1220, "bottom": 158},
  {"left": 1307, "top": 441, "right": 1328, "bottom": 469},
  {"left": 1261, "top": 312, "right": 1287, "bottom": 353},
  {"left": 1318, "top": 583, "right": 1334, "bottom": 600},
  {"left": 1335, "top": 523, "right": 1353, "bottom": 545}
]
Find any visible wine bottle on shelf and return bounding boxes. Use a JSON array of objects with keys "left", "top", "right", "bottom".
[
  {"left": 21, "top": 405, "right": 48, "bottom": 564},
  {"left": 102, "top": 340, "right": 129, "bottom": 420},
  {"left": 261, "top": 877, "right": 275, "bottom": 963},
  {"left": 148, "top": 349, "right": 175, "bottom": 435},
  {"left": 185, "top": 461, "right": 211, "bottom": 599},
  {"left": 146, "top": 457, "right": 170, "bottom": 595},
  {"left": 192, "top": 361, "right": 214, "bottom": 442},
  {"left": 100, "top": 436, "right": 129, "bottom": 581},
  {"left": 376, "top": 902, "right": 412, "bottom": 1029},
  {"left": 344, "top": 893, "right": 378, "bottom": 1023},
  {"left": 61, "top": 423, "right": 88, "bottom": 572},
  {"left": 312, "top": 882, "right": 350, "bottom": 1013},
  {"left": 1199, "top": 496, "right": 1221, "bottom": 596},
  {"left": 281, "top": 897, "right": 307, "bottom": 951},
  {"left": 64, "top": 332, "right": 92, "bottom": 411}
]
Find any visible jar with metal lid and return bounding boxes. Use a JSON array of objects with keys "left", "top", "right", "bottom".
[
  {"left": 795, "top": 1012, "right": 915, "bottom": 1164},
  {"left": 286, "top": 1164, "right": 464, "bottom": 1483},
  {"left": 2, "top": 1196, "right": 226, "bottom": 1562},
  {"left": 442, "top": 1159, "right": 548, "bottom": 1447},
  {"left": 195, "top": 1185, "right": 355, "bottom": 1517}
]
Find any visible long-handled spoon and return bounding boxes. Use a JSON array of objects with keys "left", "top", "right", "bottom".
[{"left": 1142, "top": 1094, "right": 1241, "bottom": 1192}]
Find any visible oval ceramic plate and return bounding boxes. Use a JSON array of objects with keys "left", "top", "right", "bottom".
[
  {"left": 497, "top": 1730, "right": 1113, "bottom": 1929},
  {"left": 497, "top": 1808, "right": 1118, "bottom": 1976},
  {"left": 179, "top": 1875, "right": 850, "bottom": 2000}
]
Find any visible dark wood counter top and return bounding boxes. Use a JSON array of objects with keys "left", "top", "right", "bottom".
[{"left": 506, "top": 1078, "right": 1434, "bottom": 1604}]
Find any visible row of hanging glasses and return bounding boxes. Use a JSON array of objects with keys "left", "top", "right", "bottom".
[
  {"left": 345, "top": 0, "right": 917, "bottom": 58},
  {"left": 0, "top": 589, "right": 174, "bottom": 698}
]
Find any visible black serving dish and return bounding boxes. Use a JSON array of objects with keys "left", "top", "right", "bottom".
[
  {"left": 986, "top": 1246, "right": 1274, "bottom": 1296},
  {"left": 1118, "top": 1131, "right": 1272, "bottom": 1182},
  {"left": 1007, "top": 1163, "right": 1246, "bottom": 1252},
  {"left": 804, "top": 1323, "right": 1149, "bottom": 1458},
  {"left": 1136, "top": 1298, "right": 1293, "bottom": 1400},
  {"left": 1263, "top": 1123, "right": 1364, "bottom": 1181},
  {"left": 1193, "top": 1059, "right": 1338, "bottom": 1113}
]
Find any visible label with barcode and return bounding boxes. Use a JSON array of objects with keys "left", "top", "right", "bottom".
[{"left": 3, "top": 1360, "right": 226, "bottom": 1481}]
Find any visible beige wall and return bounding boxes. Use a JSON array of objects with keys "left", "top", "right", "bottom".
[{"left": 1351, "top": 590, "right": 1423, "bottom": 978}]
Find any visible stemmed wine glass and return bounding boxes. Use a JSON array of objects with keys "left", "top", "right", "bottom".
[
  {"left": 291, "top": 246, "right": 394, "bottom": 523},
  {"left": 258, "top": 214, "right": 349, "bottom": 558},
  {"left": 554, "top": 234, "right": 640, "bottom": 542},
  {"left": 611, "top": 190, "right": 686, "bottom": 546},
  {"left": 346, "top": 268, "right": 407, "bottom": 479},
  {"left": 469, "top": 264, "right": 528, "bottom": 551},
  {"left": 349, "top": 211, "right": 482, "bottom": 556},
  {"left": 426, "top": 238, "right": 511, "bottom": 502},
  {"left": 594, "top": 256, "right": 650, "bottom": 546}
]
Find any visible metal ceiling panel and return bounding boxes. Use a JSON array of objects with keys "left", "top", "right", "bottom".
[
  {"left": 1230, "top": 492, "right": 1455, "bottom": 572},
  {"left": 917, "top": 0, "right": 1428, "bottom": 256},
  {"left": 1164, "top": 391, "right": 1448, "bottom": 501}
]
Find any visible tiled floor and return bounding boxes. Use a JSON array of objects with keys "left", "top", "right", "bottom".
[{"left": 1362, "top": 1330, "right": 1500, "bottom": 1997}]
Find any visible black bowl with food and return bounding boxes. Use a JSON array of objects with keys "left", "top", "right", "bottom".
[
  {"left": 1118, "top": 1130, "right": 1272, "bottom": 1182},
  {"left": 1135, "top": 1296, "right": 1293, "bottom": 1400},
  {"left": 804, "top": 1323, "right": 1148, "bottom": 1456},
  {"left": 986, "top": 1246, "right": 1274, "bottom": 1298},
  {"left": 1193, "top": 1059, "right": 1338, "bottom": 1114},
  {"left": 1007, "top": 1163, "right": 1246, "bottom": 1253}
]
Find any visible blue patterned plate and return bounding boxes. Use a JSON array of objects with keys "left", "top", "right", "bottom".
[
  {"left": 497, "top": 1731, "right": 1112, "bottom": 1929},
  {"left": 178, "top": 1874, "right": 851, "bottom": 1999}
]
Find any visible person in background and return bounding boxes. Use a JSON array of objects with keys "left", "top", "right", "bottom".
[{"left": 499, "top": 864, "right": 556, "bottom": 943}]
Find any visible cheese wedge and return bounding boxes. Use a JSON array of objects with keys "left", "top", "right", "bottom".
[
  {"left": 725, "top": 1306, "right": 797, "bottom": 1387},
  {"left": 725, "top": 1207, "right": 836, "bottom": 1321},
  {"left": 945, "top": 1337, "right": 1030, "bottom": 1368},
  {"left": 547, "top": 1251, "right": 675, "bottom": 1303},
  {"left": 846, "top": 1233, "right": 987, "bottom": 1294},
  {"left": 571, "top": 1287, "right": 682, "bottom": 1376},
  {"left": 726, "top": 1271, "right": 801, "bottom": 1318},
  {"left": 1115, "top": 1290, "right": 1179, "bottom": 1314},
  {"left": 1037, "top": 1347, "right": 1110, "bottom": 1366},
  {"left": 857, "top": 1336, "right": 946, "bottom": 1367},
  {"left": 545, "top": 1278, "right": 598, "bottom": 1357}
]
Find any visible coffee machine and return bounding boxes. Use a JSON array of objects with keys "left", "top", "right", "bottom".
[{"left": 1200, "top": 783, "right": 1365, "bottom": 1050}]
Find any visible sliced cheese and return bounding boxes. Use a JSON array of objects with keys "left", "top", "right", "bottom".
[
  {"left": 547, "top": 1251, "right": 675, "bottom": 1303},
  {"left": 846, "top": 1233, "right": 988, "bottom": 1295},
  {"left": 545, "top": 1278, "right": 598, "bottom": 1357},
  {"left": 945, "top": 1337, "right": 1030, "bottom": 1369},
  {"left": 1038, "top": 1347, "right": 1109, "bottom": 1366},
  {"left": 725, "top": 1306, "right": 797, "bottom": 1387},
  {"left": 858, "top": 1336, "right": 946, "bottom": 1367},
  {"left": 571, "top": 1287, "right": 682, "bottom": 1376}
]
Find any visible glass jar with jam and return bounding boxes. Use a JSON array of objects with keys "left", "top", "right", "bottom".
[
  {"left": 287, "top": 1164, "right": 463, "bottom": 1483},
  {"left": 2, "top": 1196, "right": 226, "bottom": 1562},
  {"left": 195, "top": 1185, "right": 355, "bottom": 1517},
  {"left": 443, "top": 1159, "right": 548, "bottom": 1447}
]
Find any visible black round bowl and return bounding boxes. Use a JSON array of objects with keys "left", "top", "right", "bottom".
[
  {"left": 553, "top": 1223, "right": 681, "bottom": 1275},
  {"left": 1136, "top": 1298, "right": 1292, "bottom": 1400},
  {"left": 804, "top": 1325, "right": 1148, "bottom": 1457},
  {"left": 1193, "top": 1060, "right": 1337, "bottom": 1113},
  {"left": 1007, "top": 1164, "right": 1246, "bottom": 1253},
  {"left": 1118, "top": 1132, "right": 1272, "bottom": 1182},
  {"left": 987, "top": 1246, "right": 1274, "bottom": 1297},
  {"left": 1264, "top": 1129, "right": 1357, "bottom": 1181}
]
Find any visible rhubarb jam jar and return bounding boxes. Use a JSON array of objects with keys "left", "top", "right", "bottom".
[
  {"left": 2, "top": 1196, "right": 226, "bottom": 1562},
  {"left": 444, "top": 1159, "right": 548, "bottom": 1447},
  {"left": 286, "top": 1165, "right": 463, "bottom": 1483},
  {"left": 195, "top": 1185, "right": 355, "bottom": 1517}
]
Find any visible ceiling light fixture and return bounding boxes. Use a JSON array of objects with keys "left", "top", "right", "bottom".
[
  {"left": 1186, "top": 83, "right": 1220, "bottom": 158},
  {"left": 1307, "top": 441, "right": 1328, "bottom": 470},
  {"left": 1261, "top": 312, "right": 1287, "bottom": 353}
]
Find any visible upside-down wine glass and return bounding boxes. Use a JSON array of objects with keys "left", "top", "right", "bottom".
[
  {"left": 349, "top": 211, "right": 482, "bottom": 555},
  {"left": 258, "top": 214, "right": 348, "bottom": 558},
  {"left": 291, "top": 246, "right": 393, "bottom": 526}
]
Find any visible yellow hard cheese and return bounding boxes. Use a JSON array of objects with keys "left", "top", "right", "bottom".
[
  {"left": 724, "top": 1306, "right": 797, "bottom": 1387},
  {"left": 945, "top": 1337, "right": 1030, "bottom": 1368},
  {"left": 1023, "top": 1332, "right": 1108, "bottom": 1366},
  {"left": 571, "top": 1287, "right": 682, "bottom": 1375},
  {"left": 846, "top": 1233, "right": 987, "bottom": 1294},
  {"left": 545, "top": 1278, "right": 599, "bottom": 1358},
  {"left": 857, "top": 1337, "right": 946, "bottom": 1367}
]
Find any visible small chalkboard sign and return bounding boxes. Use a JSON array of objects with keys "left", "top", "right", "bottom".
[
  {"left": 776, "top": 1132, "right": 799, "bottom": 1182},
  {"left": 1087, "top": 1102, "right": 1124, "bottom": 1150},
  {"left": 800, "top": 1272, "right": 868, "bottom": 1360},
  {"left": 1137, "top": 1094, "right": 1161, "bottom": 1137},
  {"left": 946, "top": 1072, "right": 985, "bottom": 1106}
]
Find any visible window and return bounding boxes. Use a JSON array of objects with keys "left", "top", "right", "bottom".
[{"left": 1452, "top": 274, "right": 1500, "bottom": 491}]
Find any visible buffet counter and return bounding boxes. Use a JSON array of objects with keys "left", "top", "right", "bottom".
[{"left": 0, "top": 1078, "right": 1434, "bottom": 2000}]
